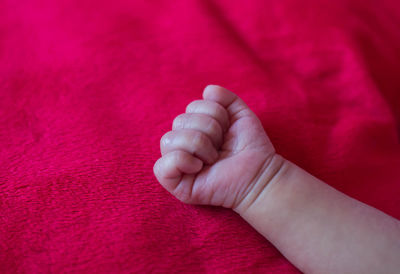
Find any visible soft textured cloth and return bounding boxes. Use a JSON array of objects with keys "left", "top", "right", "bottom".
[{"left": 1, "top": 0, "right": 399, "bottom": 273}]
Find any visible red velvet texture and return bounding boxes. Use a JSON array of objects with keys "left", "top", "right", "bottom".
[{"left": 1, "top": 0, "right": 399, "bottom": 273}]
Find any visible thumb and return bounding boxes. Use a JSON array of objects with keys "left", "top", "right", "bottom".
[
  {"left": 202, "top": 85, "right": 255, "bottom": 121},
  {"left": 203, "top": 85, "right": 269, "bottom": 151}
]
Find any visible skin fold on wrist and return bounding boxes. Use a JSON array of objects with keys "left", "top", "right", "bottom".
[{"left": 233, "top": 153, "right": 290, "bottom": 215}]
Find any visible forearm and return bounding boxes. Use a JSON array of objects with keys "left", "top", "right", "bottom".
[{"left": 235, "top": 154, "right": 400, "bottom": 273}]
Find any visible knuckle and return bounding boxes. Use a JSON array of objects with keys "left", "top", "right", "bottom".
[
  {"left": 191, "top": 131, "right": 207, "bottom": 148},
  {"left": 154, "top": 157, "right": 168, "bottom": 180},
  {"left": 160, "top": 131, "right": 173, "bottom": 149},
  {"left": 185, "top": 100, "right": 200, "bottom": 113},
  {"left": 172, "top": 114, "right": 185, "bottom": 129},
  {"left": 153, "top": 160, "right": 161, "bottom": 177},
  {"left": 174, "top": 189, "right": 192, "bottom": 204}
]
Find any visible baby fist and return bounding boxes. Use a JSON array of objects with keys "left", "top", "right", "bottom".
[{"left": 154, "top": 85, "right": 278, "bottom": 209}]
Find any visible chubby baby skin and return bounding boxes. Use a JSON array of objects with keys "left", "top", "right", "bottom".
[{"left": 154, "top": 85, "right": 400, "bottom": 274}]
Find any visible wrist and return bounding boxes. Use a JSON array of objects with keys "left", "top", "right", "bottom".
[{"left": 233, "top": 153, "right": 291, "bottom": 216}]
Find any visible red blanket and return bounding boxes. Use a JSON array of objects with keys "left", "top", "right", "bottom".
[{"left": 1, "top": 0, "right": 399, "bottom": 272}]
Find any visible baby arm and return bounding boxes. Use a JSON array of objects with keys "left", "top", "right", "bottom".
[
  {"left": 236, "top": 157, "right": 400, "bottom": 273},
  {"left": 154, "top": 85, "right": 400, "bottom": 273}
]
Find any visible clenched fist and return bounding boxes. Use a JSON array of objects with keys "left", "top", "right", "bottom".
[
  {"left": 153, "top": 85, "right": 281, "bottom": 209},
  {"left": 153, "top": 85, "right": 400, "bottom": 274}
]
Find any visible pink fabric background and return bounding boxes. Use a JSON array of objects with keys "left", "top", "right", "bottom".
[{"left": 1, "top": 0, "right": 399, "bottom": 272}]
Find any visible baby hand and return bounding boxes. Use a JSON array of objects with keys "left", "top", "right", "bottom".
[
  {"left": 154, "top": 85, "right": 279, "bottom": 209},
  {"left": 155, "top": 86, "right": 400, "bottom": 273}
]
